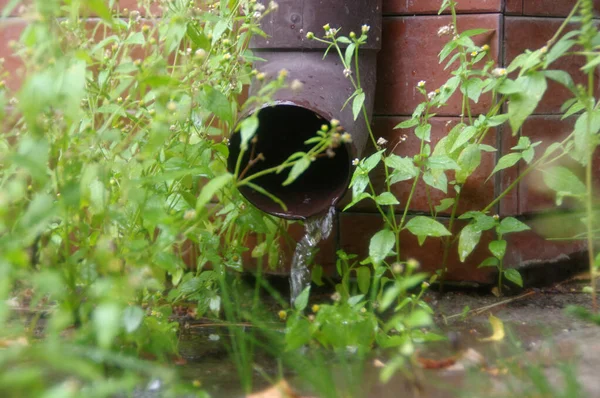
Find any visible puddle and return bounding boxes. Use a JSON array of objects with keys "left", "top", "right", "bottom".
[{"left": 140, "top": 282, "right": 599, "bottom": 397}]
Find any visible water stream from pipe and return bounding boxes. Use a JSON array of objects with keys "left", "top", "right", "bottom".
[{"left": 289, "top": 206, "right": 336, "bottom": 306}]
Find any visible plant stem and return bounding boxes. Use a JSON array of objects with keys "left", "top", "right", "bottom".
[
  {"left": 482, "top": 131, "right": 576, "bottom": 213},
  {"left": 439, "top": 188, "right": 461, "bottom": 293},
  {"left": 585, "top": 69, "right": 597, "bottom": 312}
]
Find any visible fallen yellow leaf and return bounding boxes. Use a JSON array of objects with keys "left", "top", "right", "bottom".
[
  {"left": 247, "top": 380, "right": 300, "bottom": 398},
  {"left": 479, "top": 314, "right": 505, "bottom": 342}
]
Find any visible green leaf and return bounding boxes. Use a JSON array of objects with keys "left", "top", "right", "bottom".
[
  {"left": 94, "top": 303, "right": 121, "bottom": 349},
  {"left": 196, "top": 173, "right": 233, "bottom": 211},
  {"left": 504, "top": 269, "right": 523, "bottom": 287},
  {"left": 352, "top": 90, "right": 365, "bottom": 121},
  {"left": 356, "top": 267, "right": 371, "bottom": 294},
  {"left": 294, "top": 286, "right": 310, "bottom": 311},
  {"left": 350, "top": 173, "right": 370, "bottom": 200},
  {"left": 542, "top": 166, "right": 587, "bottom": 204},
  {"left": 125, "top": 32, "right": 145, "bottom": 45},
  {"left": 487, "top": 114, "right": 509, "bottom": 127},
  {"left": 285, "top": 317, "right": 311, "bottom": 350},
  {"left": 345, "top": 43, "right": 356, "bottom": 67},
  {"left": 243, "top": 181, "right": 288, "bottom": 211},
  {"left": 497, "top": 217, "right": 530, "bottom": 235},
  {"left": 394, "top": 118, "right": 418, "bottom": 129},
  {"left": 362, "top": 150, "right": 383, "bottom": 172},
  {"left": 435, "top": 198, "right": 455, "bottom": 213},
  {"left": 507, "top": 72, "right": 547, "bottom": 133},
  {"left": 376, "top": 192, "right": 400, "bottom": 205},
  {"left": 497, "top": 79, "right": 522, "bottom": 95},
  {"left": 423, "top": 169, "right": 448, "bottom": 194},
  {"left": 460, "top": 28, "right": 490, "bottom": 38},
  {"left": 582, "top": 54, "right": 600, "bottom": 73},
  {"left": 20, "top": 193, "right": 55, "bottom": 232},
  {"left": 427, "top": 155, "right": 460, "bottom": 170},
  {"left": 123, "top": 306, "right": 145, "bottom": 333},
  {"left": 458, "top": 224, "right": 482, "bottom": 262},
  {"left": 450, "top": 126, "right": 477, "bottom": 153},
  {"left": 251, "top": 241, "right": 267, "bottom": 258},
  {"left": 478, "top": 257, "right": 499, "bottom": 268},
  {"left": 572, "top": 110, "right": 600, "bottom": 165},
  {"left": 456, "top": 144, "right": 482, "bottom": 184},
  {"left": 489, "top": 240, "right": 507, "bottom": 260},
  {"left": 461, "top": 78, "right": 484, "bottom": 103},
  {"left": 86, "top": 0, "right": 113, "bottom": 21},
  {"left": 212, "top": 19, "right": 229, "bottom": 45},
  {"left": 489, "top": 152, "right": 522, "bottom": 180},
  {"left": 385, "top": 155, "right": 418, "bottom": 184},
  {"left": 369, "top": 229, "right": 396, "bottom": 265},
  {"left": 198, "top": 85, "right": 233, "bottom": 125},
  {"left": 415, "top": 124, "right": 432, "bottom": 141},
  {"left": 545, "top": 37, "right": 576, "bottom": 67},
  {"left": 343, "top": 192, "right": 371, "bottom": 211},
  {"left": 239, "top": 116, "right": 259, "bottom": 150},
  {"left": 283, "top": 157, "right": 311, "bottom": 186},
  {"left": 312, "top": 265, "right": 324, "bottom": 286},
  {"left": 543, "top": 70, "right": 576, "bottom": 94},
  {"left": 405, "top": 217, "right": 451, "bottom": 238}
]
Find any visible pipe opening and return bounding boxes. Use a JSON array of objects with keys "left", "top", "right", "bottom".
[{"left": 228, "top": 105, "right": 351, "bottom": 219}]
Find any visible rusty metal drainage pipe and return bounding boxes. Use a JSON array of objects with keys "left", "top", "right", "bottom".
[{"left": 228, "top": 0, "right": 382, "bottom": 220}]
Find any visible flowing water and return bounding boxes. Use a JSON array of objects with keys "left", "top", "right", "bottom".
[{"left": 289, "top": 206, "right": 336, "bottom": 305}]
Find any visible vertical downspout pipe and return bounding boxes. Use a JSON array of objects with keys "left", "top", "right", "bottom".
[{"left": 228, "top": 0, "right": 382, "bottom": 219}]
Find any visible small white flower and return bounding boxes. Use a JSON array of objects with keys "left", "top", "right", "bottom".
[
  {"left": 253, "top": 3, "right": 265, "bottom": 11},
  {"left": 392, "top": 263, "right": 404, "bottom": 274},
  {"left": 427, "top": 91, "right": 436, "bottom": 100},
  {"left": 195, "top": 49, "right": 207, "bottom": 59},
  {"left": 361, "top": 24, "right": 370, "bottom": 34},
  {"left": 377, "top": 137, "right": 388, "bottom": 147},
  {"left": 492, "top": 67, "right": 507, "bottom": 77},
  {"left": 352, "top": 158, "right": 360, "bottom": 166},
  {"left": 268, "top": 1, "right": 278, "bottom": 10},
  {"left": 417, "top": 80, "right": 426, "bottom": 88},
  {"left": 437, "top": 24, "right": 452, "bottom": 37},
  {"left": 184, "top": 209, "right": 197, "bottom": 220},
  {"left": 343, "top": 68, "right": 352, "bottom": 78},
  {"left": 290, "top": 79, "right": 303, "bottom": 91},
  {"left": 253, "top": 11, "right": 262, "bottom": 18},
  {"left": 331, "top": 292, "right": 341, "bottom": 302}
]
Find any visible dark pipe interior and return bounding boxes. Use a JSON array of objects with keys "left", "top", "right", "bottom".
[{"left": 228, "top": 105, "right": 351, "bottom": 219}]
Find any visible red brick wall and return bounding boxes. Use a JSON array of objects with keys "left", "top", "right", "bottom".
[
  {"left": 336, "top": 0, "right": 596, "bottom": 283},
  {"left": 0, "top": 0, "right": 595, "bottom": 283}
]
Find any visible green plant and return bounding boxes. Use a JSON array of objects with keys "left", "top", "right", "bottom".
[{"left": 461, "top": 212, "right": 529, "bottom": 294}]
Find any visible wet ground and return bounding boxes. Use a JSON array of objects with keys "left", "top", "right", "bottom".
[{"left": 168, "top": 276, "right": 600, "bottom": 398}]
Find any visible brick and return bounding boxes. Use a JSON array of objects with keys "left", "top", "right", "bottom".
[
  {"left": 0, "top": 0, "right": 163, "bottom": 17},
  {"left": 504, "top": 224, "right": 587, "bottom": 271},
  {"left": 338, "top": 213, "right": 495, "bottom": 283},
  {"left": 383, "top": 0, "right": 501, "bottom": 15},
  {"left": 505, "top": 0, "right": 523, "bottom": 15},
  {"left": 375, "top": 14, "right": 501, "bottom": 116},
  {"left": 0, "top": 19, "right": 26, "bottom": 93},
  {"left": 522, "top": 0, "right": 600, "bottom": 17},
  {"left": 338, "top": 116, "right": 497, "bottom": 215},
  {"left": 504, "top": 17, "right": 600, "bottom": 115},
  {"left": 516, "top": 115, "right": 600, "bottom": 214}
]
